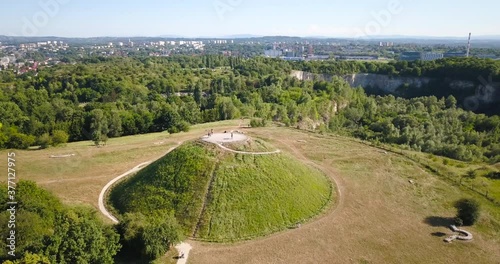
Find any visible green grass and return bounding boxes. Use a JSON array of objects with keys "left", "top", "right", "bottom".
[
  {"left": 195, "top": 152, "right": 332, "bottom": 242},
  {"left": 222, "top": 138, "right": 273, "bottom": 152},
  {"left": 110, "top": 139, "right": 332, "bottom": 242},
  {"left": 110, "top": 142, "right": 218, "bottom": 234}
]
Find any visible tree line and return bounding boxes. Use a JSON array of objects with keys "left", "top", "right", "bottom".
[{"left": 1, "top": 56, "right": 499, "bottom": 163}]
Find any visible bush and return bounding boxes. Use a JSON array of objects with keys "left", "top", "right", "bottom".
[
  {"left": 485, "top": 171, "right": 500, "bottom": 180},
  {"left": 250, "top": 118, "right": 267, "bottom": 128},
  {"left": 51, "top": 130, "right": 69, "bottom": 146},
  {"left": 454, "top": 217, "right": 464, "bottom": 227},
  {"left": 177, "top": 121, "right": 190, "bottom": 133},
  {"left": 37, "top": 133, "right": 52, "bottom": 149},
  {"left": 7, "top": 132, "right": 36, "bottom": 149},
  {"left": 454, "top": 198, "right": 481, "bottom": 226}
]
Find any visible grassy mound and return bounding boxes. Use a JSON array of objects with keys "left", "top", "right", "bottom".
[
  {"left": 196, "top": 152, "right": 332, "bottom": 241},
  {"left": 110, "top": 142, "right": 218, "bottom": 233},
  {"left": 110, "top": 140, "right": 332, "bottom": 242}
]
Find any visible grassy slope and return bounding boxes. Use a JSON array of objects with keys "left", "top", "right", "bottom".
[
  {"left": 196, "top": 153, "right": 332, "bottom": 242},
  {"left": 110, "top": 142, "right": 217, "bottom": 233},
  {"left": 110, "top": 138, "right": 332, "bottom": 242}
]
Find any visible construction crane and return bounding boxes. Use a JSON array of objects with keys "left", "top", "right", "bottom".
[{"left": 466, "top": 33, "right": 472, "bottom": 57}]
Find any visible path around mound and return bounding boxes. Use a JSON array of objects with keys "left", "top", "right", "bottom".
[{"left": 201, "top": 132, "right": 281, "bottom": 155}]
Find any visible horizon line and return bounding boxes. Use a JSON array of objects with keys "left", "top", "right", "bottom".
[{"left": 2, "top": 34, "right": 500, "bottom": 40}]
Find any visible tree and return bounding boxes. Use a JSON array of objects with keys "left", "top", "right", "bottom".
[
  {"left": 37, "top": 133, "right": 52, "bottom": 149},
  {"left": 1, "top": 252, "right": 50, "bottom": 264},
  {"left": 89, "top": 109, "right": 108, "bottom": 146},
  {"left": 141, "top": 211, "right": 183, "bottom": 260},
  {"left": 44, "top": 208, "right": 121, "bottom": 264},
  {"left": 51, "top": 130, "right": 69, "bottom": 146},
  {"left": 445, "top": 95, "right": 457, "bottom": 109},
  {"left": 454, "top": 198, "right": 481, "bottom": 226},
  {"left": 119, "top": 211, "right": 183, "bottom": 261},
  {"left": 6, "top": 129, "right": 36, "bottom": 149}
]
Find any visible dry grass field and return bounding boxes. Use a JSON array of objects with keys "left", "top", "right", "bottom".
[
  {"left": 1, "top": 122, "right": 499, "bottom": 263},
  {"left": 0, "top": 120, "right": 240, "bottom": 219}
]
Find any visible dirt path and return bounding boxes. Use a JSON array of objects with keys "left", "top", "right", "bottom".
[
  {"left": 202, "top": 132, "right": 281, "bottom": 155},
  {"left": 97, "top": 143, "right": 194, "bottom": 264},
  {"left": 98, "top": 161, "right": 151, "bottom": 223},
  {"left": 214, "top": 143, "right": 281, "bottom": 155},
  {"left": 175, "top": 243, "right": 193, "bottom": 264}
]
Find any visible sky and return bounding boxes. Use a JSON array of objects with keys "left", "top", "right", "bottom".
[{"left": 1, "top": 0, "right": 499, "bottom": 38}]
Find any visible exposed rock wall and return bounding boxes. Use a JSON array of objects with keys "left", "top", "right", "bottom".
[
  {"left": 290, "top": 70, "right": 477, "bottom": 92},
  {"left": 290, "top": 70, "right": 500, "bottom": 113}
]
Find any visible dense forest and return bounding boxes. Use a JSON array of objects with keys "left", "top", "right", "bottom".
[
  {"left": 0, "top": 56, "right": 499, "bottom": 163},
  {"left": 0, "top": 181, "right": 120, "bottom": 263}
]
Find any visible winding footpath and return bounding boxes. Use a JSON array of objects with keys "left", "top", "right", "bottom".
[
  {"left": 97, "top": 144, "right": 192, "bottom": 264},
  {"left": 202, "top": 132, "right": 281, "bottom": 155},
  {"left": 98, "top": 161, "right": 151, "bottom": 223}
]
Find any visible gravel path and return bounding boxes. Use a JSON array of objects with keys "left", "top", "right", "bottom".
[
  {"left": 202, "top": 132, "right": 281, "bottom": 155},
  {"left": 97, "top": 143, "right": 193, "bottom": 264},
  {"left": 175, "top": 243, "right": 193, "bottom": 264},
  {"left": 98, "top": 161, "right": 151, "bottom": 223}
]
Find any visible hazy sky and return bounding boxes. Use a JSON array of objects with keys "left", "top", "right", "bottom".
[{"left": 1, "top": 0, "right": 499, "bottom": 38}]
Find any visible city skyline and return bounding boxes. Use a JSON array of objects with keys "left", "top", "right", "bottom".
[{"left": 1, "top": 0, "right": 499, "bottom": 38}]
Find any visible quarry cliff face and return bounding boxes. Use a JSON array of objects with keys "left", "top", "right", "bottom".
[
  {"left": 290, "top": 70, "right": 477, "bottom": 92},
  {"left": 290, "top": 70, "right": 499, "bottom": 112}
]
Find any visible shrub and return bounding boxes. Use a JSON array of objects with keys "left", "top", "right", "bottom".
[
  {"left": 250, "top": 118, "right": 266, "bottom": 128},
  {"left": 37, "top": 133, "right": 52, "bottom": 149},
  {"left": 51, "top": 130, "right": 69, "bottom": 146},
  {"left": 485, "top": 171, "right": 500, "bottom": 180},
  {"left": 177, "top": 121, "right": 190, "bottom": 132},
  {"left": 454, "top": 198, "right": 481, "bottom": 226},
  {"left": 7, "top": 132, "right": 36, "bottom": 149}
]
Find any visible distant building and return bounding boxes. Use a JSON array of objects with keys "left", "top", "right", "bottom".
[
  {"left": 264, "top": 49, "right": 283, "bottom": 58},
  {"left": 443, "top": 52, "right": 466, "bottom": 58},
  {"left": 336, "top": 55, "right": 378, "bottom": 61},
  {"left": 400, "top": 51, "right": 422, "bottom": 61},
  {"left": 477, "top": 54, "right": 497, "bottom": 59},
  {"left": 421, "top": 52, "right": 444, "bottom": 61},
  {"left": 306, "top": 55, "right": 330, "bottom": 61},
  {"left": 379, "top": 42, "right": 394, "bottom": 47},
  {"left": 282, "top": 57, "right": 304, "bottom": 61}
]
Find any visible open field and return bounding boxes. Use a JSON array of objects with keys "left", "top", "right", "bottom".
[{"left": 1, "top": 122, "right": 500, "bottom": 263}]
